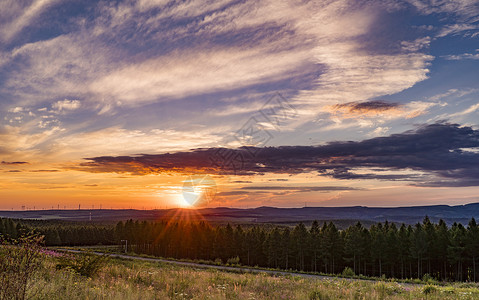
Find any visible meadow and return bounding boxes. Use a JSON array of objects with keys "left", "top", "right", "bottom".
[
  {"left": 3, "top": 220, "right": 479, "bottom": 299},
  {"left": 14, "top": 252, "right": 479, "bottom": 300}
]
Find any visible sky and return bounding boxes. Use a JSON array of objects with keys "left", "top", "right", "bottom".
[{"left": 1, "top": 0, "right": 479, "bottom": 210}]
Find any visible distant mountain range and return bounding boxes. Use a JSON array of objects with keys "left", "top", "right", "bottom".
[{"left": 2, "top": 203, "right": 479, "bottom": 226}]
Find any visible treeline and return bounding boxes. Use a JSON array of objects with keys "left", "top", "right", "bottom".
[
  {"left": 3, "top": 216, "right": 479, "bottom": 282},
  {"left": 114, "top": 217, "right": 479, "bottom": 282},
  {"left": 0, "top": 218, "right": 115, "bottom": 246}
]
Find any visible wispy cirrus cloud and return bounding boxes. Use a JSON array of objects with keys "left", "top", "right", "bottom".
[
  {"left": 89, "top": 46, "right": 315, "bottom": 105},
  {"left": 0, "top": 124, "right": 62, "bottom": 159},
  {"left": 0, "top": 0, "right": 59, "bottom": 43},
  {"left": 0, "top": 0, "right": 434, "bottom": 117},
  {"left": 436, "top": 24, "right": 479, "bottom": 38},
  {"left": 52, "top": 126, "right": 226, "bottom": 159},
  {"left": 443, "top": 52, "right": 479, "bottom": 60},
  {"left": 407, "top": 0, "right": 479, "bottom": 18},
  {"left": 407, "top": 0, "right": 479, "bottom": 42},
  {"left": 3, "top": 33, "right": 113, "bottom": 107}
]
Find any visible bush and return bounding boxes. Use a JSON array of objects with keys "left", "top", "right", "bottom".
[
  {"left": 341, "top": 267, "right": 355, "bottom": 277},
  {"left": 56, "top": 253, "right": 108, "bottom": 278},
  {"left": 422, "top": 273, "right": 438, "bottom": 284},
  {"left": 422, "top": 285, "right": 437, "bottom": 295},
  {"left": 0, "top": 234, "right": 44, "bottom": 300},
  {"left": 226, "top": 256, "right": 240, "bottom": 266},
  {"left": 374, "top": 281, "right": 404, "bottom": 298}
]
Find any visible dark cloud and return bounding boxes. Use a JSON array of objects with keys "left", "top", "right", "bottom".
[
  {"left": 79, "top": 123, "right": 479, "bottom": 187},
  {"left": 216, "top": 191, "right": 253, "bottom": 196},
  {"left": 241, "top": 186, "right": 361, "bottom": 192},
  {"left": 37, "top": 186, "right": 70, "bottom": 190},
  {"left": 1, "top": 161, "right": 28, "bottom": 165},
  {"left": 334, "top": 100, "right": 400, "bottom": 113},
  {"left": 323, "top": 168, "right": 423, "bottom": 181}
]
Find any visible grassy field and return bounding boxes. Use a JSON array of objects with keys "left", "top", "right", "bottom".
[{"left": 16, "top": 252, "right": 479, "bottom": 300}]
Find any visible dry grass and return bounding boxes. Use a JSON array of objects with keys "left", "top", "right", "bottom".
[{"left": 23, "top": 254, "right": 479, "bottom": 300}]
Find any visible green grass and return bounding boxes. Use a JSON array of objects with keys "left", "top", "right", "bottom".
[{"left": 21, "top": 252, "right": 479, "bottom": 299}]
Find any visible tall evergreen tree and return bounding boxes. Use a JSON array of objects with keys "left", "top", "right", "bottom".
[
  {"left": 466, "top": 218, "right": 479, "bottom": 281},
  {"left": 436, "top": 219, "right": 450, "bottom": 280},
  {"left": 448, "top": 223, "right": 466, "bottom": 281},
  {"left": 410, "top": 223, "right": 427, "bottom": 278},
  {"left": 370, "top": 223, "right": 386, "bottom": 276},
  {"left": 310, "top": 221, "right": 321, "bottom": 272}
]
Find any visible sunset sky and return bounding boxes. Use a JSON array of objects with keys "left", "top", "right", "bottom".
[{"left": 1, "top": 0, "right": 479, "bottom": 210}]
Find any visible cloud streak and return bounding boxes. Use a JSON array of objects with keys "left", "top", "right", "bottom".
[
  {"left": 333, "top": 100, "right": 401, "bottom": 115},
  {"left": 443, "top": 52, "right": 479, "bottom": 60},
  {"left": 89, "top": 46, "right": 315, "bottom": 104},
  {"left": 0, "top": 0, "right": 59, "bottom": 43},
  {"left": 1, "top": 161, "right": 28, "bottom": 165},
  {"left": 240, "top": 186, "right": 362, "bottom": 192}
]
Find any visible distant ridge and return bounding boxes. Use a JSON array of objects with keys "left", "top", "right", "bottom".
[{"left": 1, "top": 203, "right": 479, "bottom": 225}]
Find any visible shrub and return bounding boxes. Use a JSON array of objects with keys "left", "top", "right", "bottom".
[
  {"left": 56, "top": 253, "right": 108, "bottom": 278},
  {"left": 226, "top": 256, "right": 240, "bottom": 266},
  {"left": 341, "top": 267, "right": 355, "bottom": 277},
  {"left": 374, "top": 281, "right": 404, "bottom": 299},
  {"left": 0, "top": 234, "right": 44, "bottom": 300},
  {"left": 422, "top": 285, "right": 437, "bottom": 295},
  {"left": 422, "top": 273, "right": 438, "bottom": 284}
]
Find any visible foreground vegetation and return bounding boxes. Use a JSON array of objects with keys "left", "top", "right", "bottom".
[
  {"left": 1, "top": 234, "right": 479, "bottom": 299},
  {"left": 8, "top": 251, "right": 479, "bottom": 299}
]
